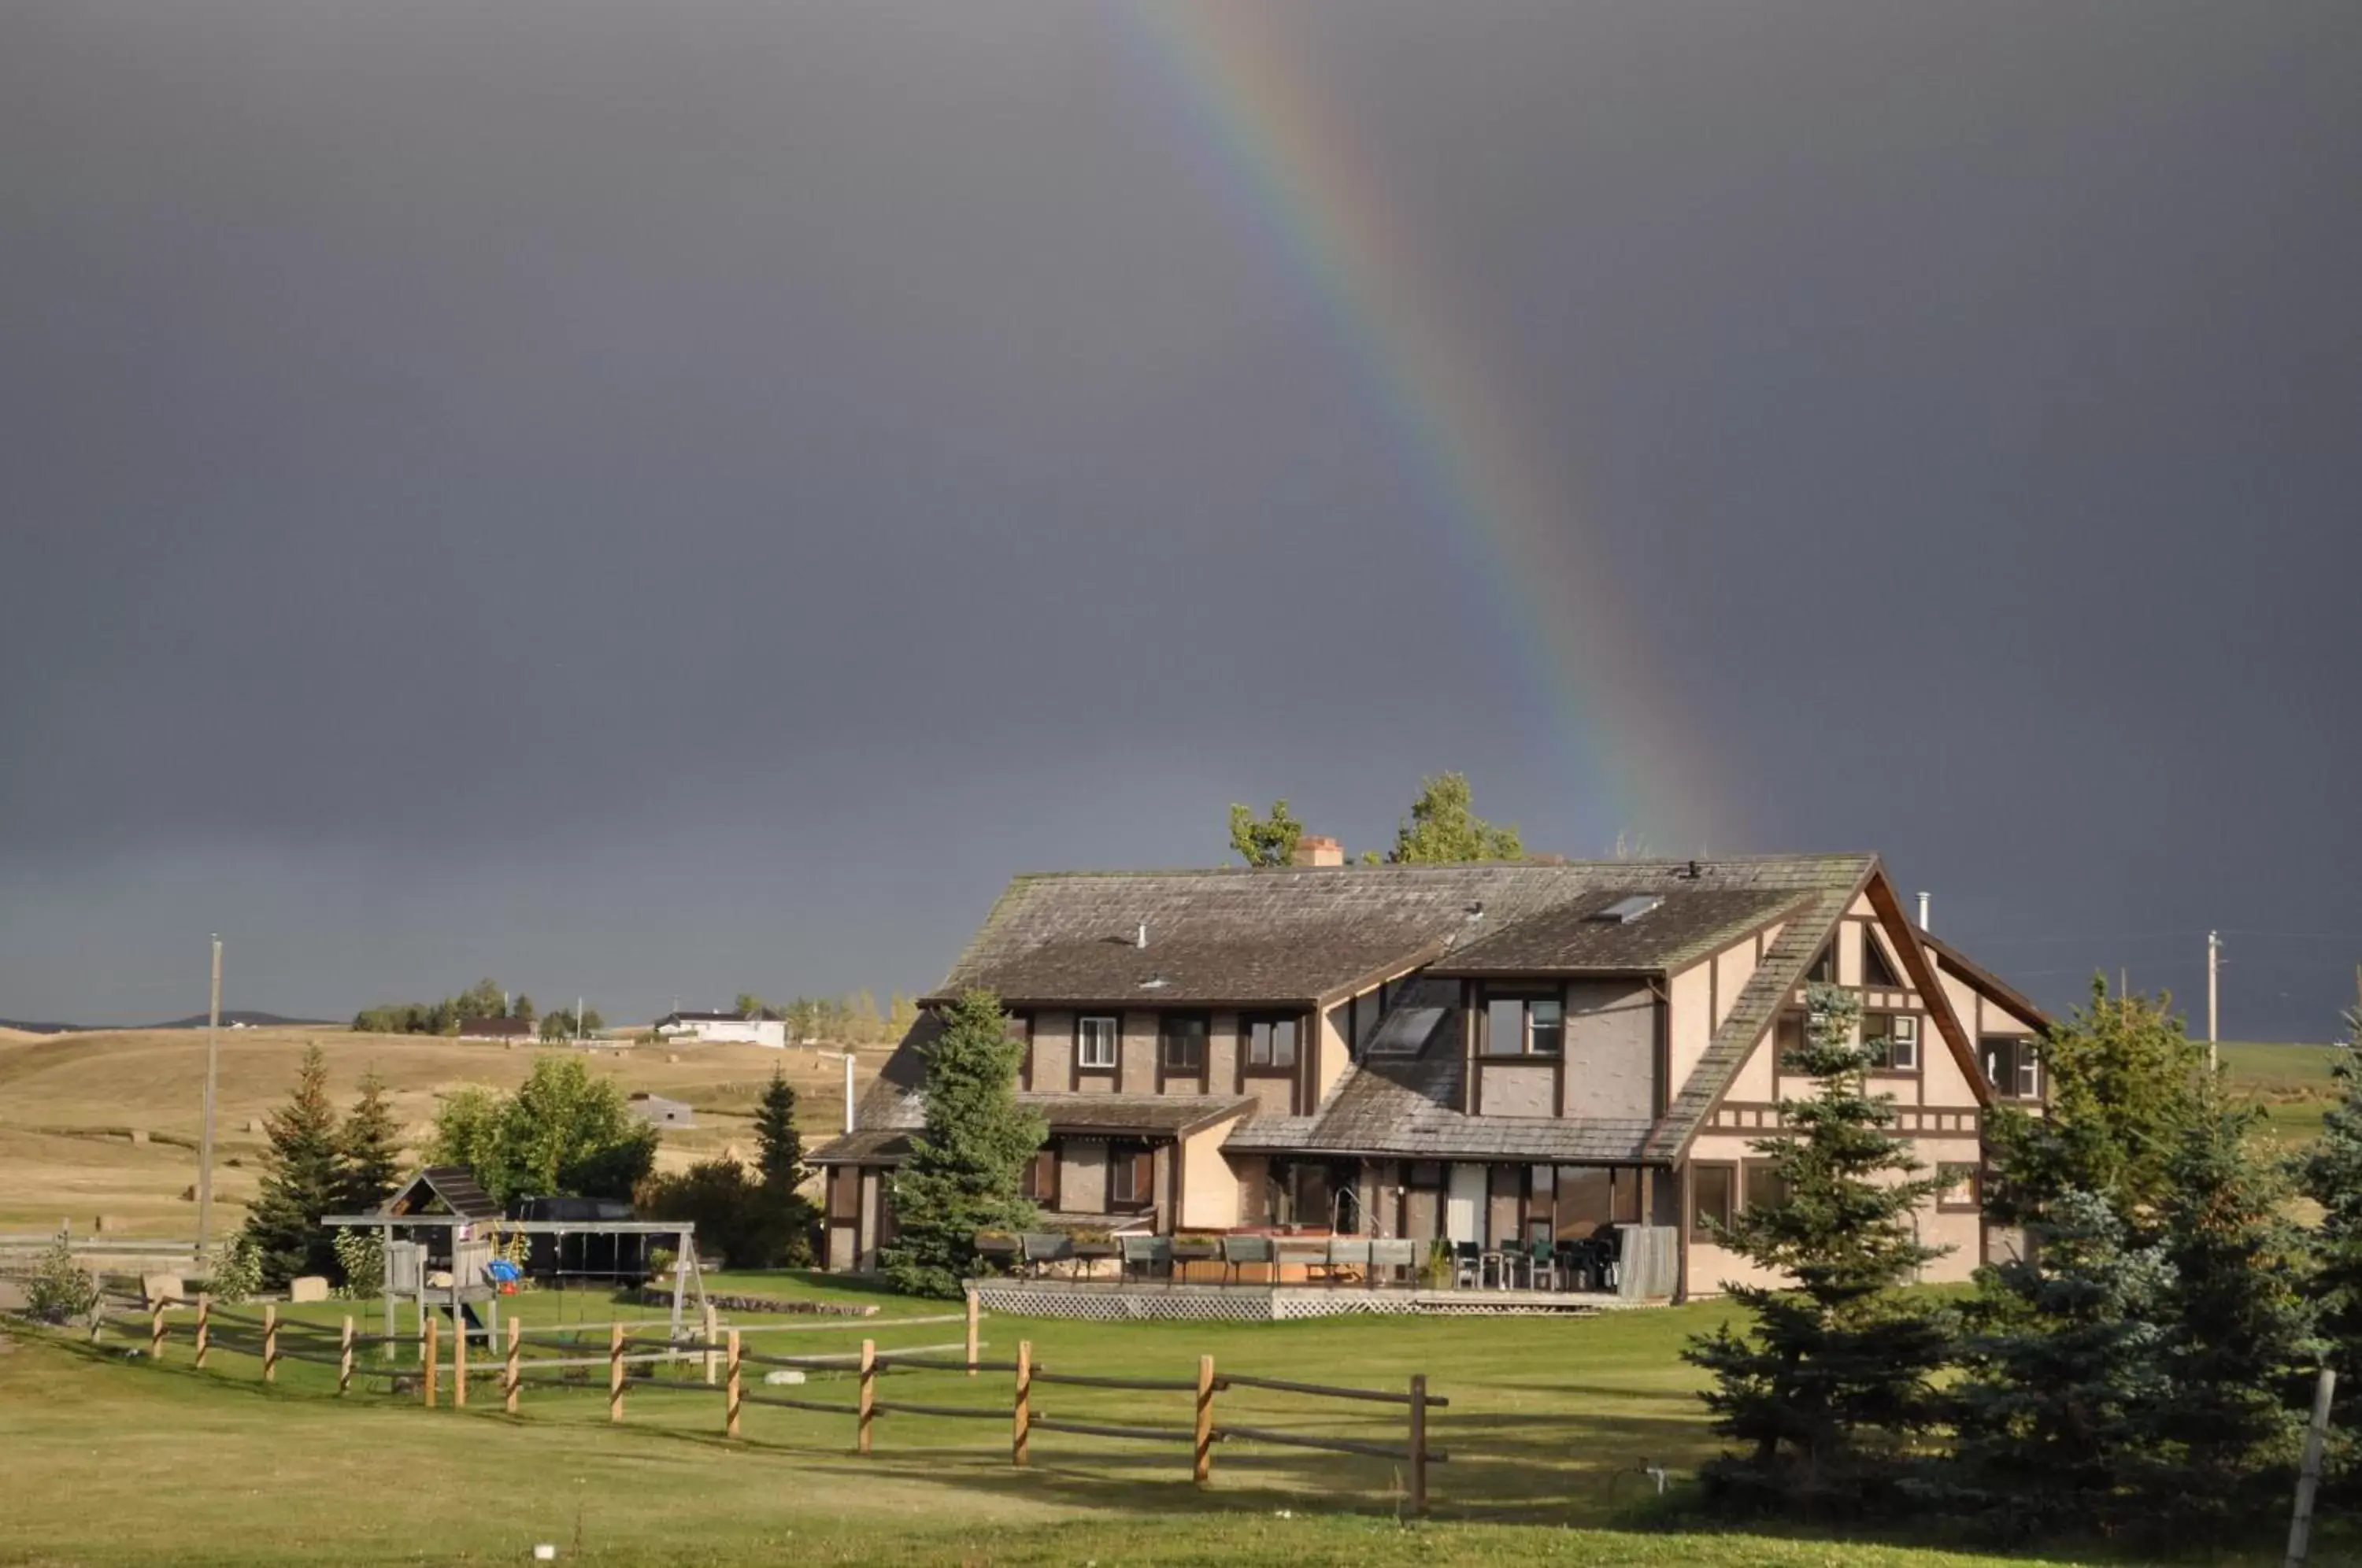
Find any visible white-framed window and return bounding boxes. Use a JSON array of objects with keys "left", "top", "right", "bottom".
[
  {"left": 1077, "top": 1015, "right": 1119, "bottom": 1071},
  {"left": 1863, "top": 1012, "right": 1919, "bottom": 1071},
  {"left": 1982, "top": 1036, "right": 2041, "bottom": 1100},
  {"left": 1483, "top": 993, "right": 1564, "bottom": 1057}
]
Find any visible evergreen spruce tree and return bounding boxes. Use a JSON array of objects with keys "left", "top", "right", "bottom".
[
  {"left": 335, "top": 1069, "right": 403, "bottom": 1219},
  {"left": 2298, "top": 1012, "right": 2362, "bottom": 1430},
  {"left": 1948, "top": 1188, "right": 2175, "bottom": 1537},
  {"left": 241, "top": 1045, "right": 345, "bottom": 1288},
  {"left": 1682, "top": 985, "right": 1953, "bottom": 1518},
  {"left": 880, "top": 992, "right": 1044, "bottom": 1297},
  {"left": 2146, "top": 1096, "right": 2317, "bottom": 1536},
  {"left": 753, "top": 1067, "right": 816, "bottom": 1266}
]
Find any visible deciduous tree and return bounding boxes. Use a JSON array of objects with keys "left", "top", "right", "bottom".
[
  {"left": 1227, "top": 799, "right": 1304, "bottom": 867},
  {"left": 1387, "top": 773, "right": 1521, "bottom": 863},
  {"left": 427, "top": 1055, "right": 656, "bottom": 1207}
]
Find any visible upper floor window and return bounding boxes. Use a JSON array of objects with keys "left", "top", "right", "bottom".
[
  {"left": 1860, "top": 928, "right": 1903, "bottom": 987},
  {"left": 1077, "top": 1015, "right": 1119, "bottom": 1071},
  {"left": 1936, "top": 1161, "right": 1983, "bottom": 1211},
  {"left": 1743, "top": 1163, "right": 1791, "bottom": 1214},
  {"left": 1483, "top": 994, "right": 1564, "bottom": 1057},
  {"left": 1244, "top": 1014, "right": 1298, "bottom": 1071},
  {"left": 1160, "top": 1014, "right": 1207, "bottom": 1074},
  {"left": 1805, "top": 945, "right": 1836, "bottom": 983},
  {"left": 1982, "top": 1036, "right": 2041, "bottom": 1100},
  {"left": 1775, "top": 1011, "right": 1808, "bottom": 1072},
  {"left": 1862, "top": 1012, "right": 1920, "bottom": 1072}
]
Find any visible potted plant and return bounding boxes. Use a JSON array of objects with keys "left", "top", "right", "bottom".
[{"left": 1419, "top": 1237, "right": 1455, "bottom": 1290}]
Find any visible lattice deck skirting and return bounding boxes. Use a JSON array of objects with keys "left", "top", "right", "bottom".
[{"left": 968, "top": 1280, "right": 1646, "bottom": 1322}]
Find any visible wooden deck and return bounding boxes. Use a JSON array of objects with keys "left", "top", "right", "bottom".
[{"left": 968, "top": 1278, "right": 1656, "bottom": 1321}]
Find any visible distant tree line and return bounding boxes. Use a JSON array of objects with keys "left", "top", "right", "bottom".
[
  {"left": 351, "top": 978, "right": 542, "bottom": 1037},
  {"left": 727, "top": 989, "right": 921, "bottom": 1047}
]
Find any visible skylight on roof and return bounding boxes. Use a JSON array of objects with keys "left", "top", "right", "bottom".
[
  {"left": 1365, "top": 1005, "right": 1446, "bottom": 1056},
  {"left": 1592, "top": 894, "right": 1664, "bottom": 924}
]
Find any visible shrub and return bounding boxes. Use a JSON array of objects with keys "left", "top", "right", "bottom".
[
  {"left": 206, "top": 1237, "right": 262, "bottom": 1304},
  {"left": 635, "top": 1159, "right": 802, "bottom": 1270},
  {"left": 24, "top": 1236, "right": 100, "bottom": 1325},
  {"left": 331, "top": 1228, "right": 384, "bottom": 1299}
]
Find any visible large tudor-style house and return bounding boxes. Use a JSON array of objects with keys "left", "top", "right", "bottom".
[{"left": 810, "top": 848, "right": 2049, "bottom": 1299}]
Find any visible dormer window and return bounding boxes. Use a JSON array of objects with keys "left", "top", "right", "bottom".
[{"left": 1483, "top": 993, "right": 1564, "bottom": 1056}]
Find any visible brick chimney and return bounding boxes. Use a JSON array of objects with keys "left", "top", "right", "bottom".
[{"left": 1293, "top": 834, "right": 1345, "bottom": 867}]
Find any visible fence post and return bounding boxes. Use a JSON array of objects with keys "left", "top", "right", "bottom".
[
  {"left": 454, "top": 1312, "right": 468, "bottom": 1408},
  {"left": 1409, "top": 1373, "right": 1429, "bottom": 1518},
  {"left": 703, "top": 1302, "right": 720, "bottom": 1387},
  {"left": 150, "top": 1299, "right": 167, "bottom": 1362},
  {"left": 424, "top": 1314, "right": 439, "bottom": 1408},
  {"left": 608, "top": 1322, "right": 625, "bottom": 1425},
  {"left": 857, "top": 1338, "right": 876, "bottom": 1455},
  {"left": 1013, "top": 1341, "right": 1032, "bottom": 1467},
  {"left": 725, "top": 1329, "right": 742, "bottom": 1440},
  {"left": 263, "top": 1304, "right": 280, "bottom": 1385},
  {"left": 505, "top": 1318, "right": 522, "bottom": 1417},
  {"left": 965, "top": 1287, "right": 979, "bottom": 1378},
  {"left": 194, "top": 1294, "right": 209, "bottom": 1369},
  {"left": 1194, "top": 1353, "right": 1216, "bottom": 1485},
  {"left": 2287, "top": 1366, "right": 2338, "bottom": 1568},
  {"left": 339, "top": 1316, "right": 354, "bottom": 1396}
]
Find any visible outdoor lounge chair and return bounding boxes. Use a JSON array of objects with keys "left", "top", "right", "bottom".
[
  {"left": 1370, "top": 1238, "right": 1419, "bottom": 1287},
  {"left": 1326, "top": 1237, "right": 1372, "bottom": 1287},
  {"left": 1220, "top": 1233, "right": 1273, "bottom": 1285},
  {"left": 1273, "top": 1235, "right": 1329, "bottom": 1281},
  {"left": 1120, "top": 1234, "right": 1172, "bottom": 1285},
  {"left": 1020, "top": 1232, "right": 1073, "bottom": 1280}
]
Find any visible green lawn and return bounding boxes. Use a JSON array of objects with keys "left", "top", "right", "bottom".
[
  {"left": 6, "top": 1272, "right": 2342, "bottom": 1566},
  {"left": 2222, "top": 1040, "right": 2345, "bottom": 1144},
  {"left": 0, "top": 1274, "right": 2133, "bottom": 1568}
]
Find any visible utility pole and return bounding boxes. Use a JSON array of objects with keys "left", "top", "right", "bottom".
[
  {"left": 577, "top": 994, "right": 585, "bottom": 1047},
  {"left": 195, "top": 935, "right": 223, "bottom": 1255},
  {"left": 2208, "top": 930, "right": 2220, "bottom": 1072}
]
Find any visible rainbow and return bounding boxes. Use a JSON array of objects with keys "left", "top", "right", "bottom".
[{"left": 1109, "top": 2, "right": 1731, "bottom": 851}]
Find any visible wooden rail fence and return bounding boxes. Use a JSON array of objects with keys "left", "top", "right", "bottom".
[{"left": 115, "top": 1291, "right": 1447, "bottom": 1512}]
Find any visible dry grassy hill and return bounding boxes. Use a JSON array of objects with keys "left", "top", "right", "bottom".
[{"left": 0, "top": 1025, "right": 879, "bottom": 1236}]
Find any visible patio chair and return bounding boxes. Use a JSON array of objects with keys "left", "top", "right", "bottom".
[
  {"left": 1452, "top": 1241, "right": 1482, "bottom": 1289},
  {"left": 1274, "top": 1235, "right": 1328, "bottom": 1281},
  {"left": 1120, "top": 1234, "right": 1172, "bottom": 1285},
  {"left": 1221, "top": 1233, "right": 1274, "bottom": 1285},
  {"left": 1370, "top": 1238, "right": 1419, "bottom": 1288},
  {"left": 1020, "top": 1232, "right": 1073, "bottom": 1280},
  {"left": 1326, "top": 1237, "right": 1372, "bottom": 1287}
]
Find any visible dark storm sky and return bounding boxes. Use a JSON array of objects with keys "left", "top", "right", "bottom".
[{"left": 4, "top": 2, "right": 2358, "bottom": 1038}]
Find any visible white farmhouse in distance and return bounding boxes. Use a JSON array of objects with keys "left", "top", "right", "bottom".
[{"left": 654, "top": 1008, "right": 787, "bottom": 1048}]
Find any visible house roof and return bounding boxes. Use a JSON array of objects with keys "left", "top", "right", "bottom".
[
  {"left": 928, "top": 858, "right": 1867, "bottom": 1008},
  {"left": 1437, "top": 888, "right": 1800, "bottom": 974},
  {"left": 828, "top": 853, "right": 2015, "bottom": 1173},
  {"left": 1918, "top": 929, "right": 2053, "bottom": 1032},
  {"left": 1020, "top": 1093, "right": 1255, "bottom": 1137},
  {"left": 809, "top": 1092, "right": 1253, "bottom": 1163}
]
